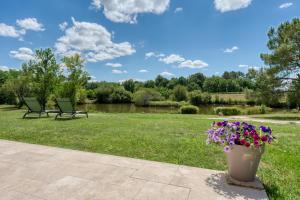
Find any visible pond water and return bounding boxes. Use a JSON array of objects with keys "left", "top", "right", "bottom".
[{"left": 77, "top": 103, "right": 279, "bottom": 115}]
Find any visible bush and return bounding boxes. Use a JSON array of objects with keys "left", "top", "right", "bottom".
[
  {"left": 189, "top": 90, "right": 202, "bottom": 105},
  {"left": 77, "top": 88, "right": 87, "bottom": 104},
  {"left": 180, "top": 105, "right": 199, "bottom": 114},
  {"left": 111, "top": 88, "right": 132, "bottom": 103},
  {"left": 245, "top": 105, "right": 271, "bottom": 115},
  {"left": 202, "top": 92, "right": 212, "bottom": 104},
  {"left": 173, "top": 85, "right": 188, "bottom": 101},
  {"left": 133, "top": 88, "right": 162, "bottom": 106},
  {"left": 95, "top": 86, "right": 114, "bottom": 103},
  {"left": 214, "top": 107, "right": 241, "bottom": 116},
  {"left": 86, "top": 89, "right": 96, "bottom": 99}
]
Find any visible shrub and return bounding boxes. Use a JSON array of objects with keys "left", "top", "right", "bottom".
[
  {"left": 173, "top": 85, "right": 188, "bottom": 101},
  {"left": 214, "top": 107, "right": 241, "bottom": 116},
  {"left": 202, "top": 92, "right": 212, "bottom": 104},
  {"left": 111, "top": 88, "right": 132, "bottom": 103},
  {"left": 77, "top": 88, "right": 87, "bottom": 104},
  {"left": 133, "top": 88, "right": 162, "bottom": 106},
  {"left": 245, "top": 105, "right": 271, "bottom": 115},
  {"left": 189, "top": 90, "right": 202, "bottom": 105},
  {"left": 95, "top": 86, "right": 114, "bottom": 103},
  {"left": 86, "top": 89, "right": 96, "bottom": 99},
  {"left": 180, "top": 105, "right": 199, "bottom": 114}
]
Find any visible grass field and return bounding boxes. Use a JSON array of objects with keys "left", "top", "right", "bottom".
[{"left": 0, "top": 105, "right": 299, "bottom": 199}]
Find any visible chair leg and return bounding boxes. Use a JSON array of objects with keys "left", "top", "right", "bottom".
[
  {"left": 46, "top": 112, "right": 49, "bottom": 117},
  {"left": 55, "top": 113, "right": 60, "bottom": 120},
  {"left": 86, "top": 113, "right": 88, "bottom": 118},
  {"left": 23, "top": 112, "right": 29, "bottom": 119}
]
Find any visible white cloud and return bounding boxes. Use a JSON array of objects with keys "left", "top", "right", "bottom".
[
  {"left": 238, "top": 64, "right": 259, "bottom": 70},
  {"left": 159, "top": 54, "right": 185, "bottom": 64},
  {"left": 16, "top": 18, "right": 45, "bottom": 31},
  {"left": 90, "top": 0, "right": 170, "bottom": 23},
  {"left": 112, "top": 69, "right": 128, "bottom": 74},
  {"left": 0, "top": 23, "right": 24, "bottom": 38},
  {"left": 160, "top": 71, "right": 174, "bottom": 77},
  {"left": 145, "top": 52, "right": 165, "bottom": 59},
  {"left": 139, "top": 69, "right": 148, "bottom": 73},
  {"left": 179, "top": 59, "right": 208, "bottom": 69},
  {"left": 106, "top": 62, "right": 122, "bottom": 67},
  {"left": 90, "top": 0, "right": 101, "bottom": 10},
  {"left": 238, "top": 64, "right": 248, "bottom": 68},
  {"left": 174, "top": 7, "right": 183, "bottom": 13},
  {"left": 214, "top": 0, "right": 252, "bottom": 12},
  {"left": 224, "top": 46, "right": 239, "bottom": 53},
  {"left": 55, "top": 17, "right": 135, "bottom": 62},
  {"left": 0, "top": 66, "right": 9, "bottom": 71},
  {"left": 279, "top": 2, "right": 293, "bottom": 9},
  {"left": 59, "top": 21, "right": 68, "bottom": 31},
  {"left": 9, "top": 47, "right": 35, "bottom": 62}
]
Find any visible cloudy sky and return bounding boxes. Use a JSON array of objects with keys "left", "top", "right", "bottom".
[{"left": 0, "top": 0, "right": 298, "bottom": 82}]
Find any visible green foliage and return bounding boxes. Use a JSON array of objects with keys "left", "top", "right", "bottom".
[
  {"left": 86, "top": 89, "right": 96, "bottom": 99},
  {"left": 173, "top": 85, "right": 188, "bottom": 101},
  {"left": 133, "top": 88, "right": 162, "bottom": 106},
  {"left": 60, "top": 54, "right": 89, "bottom": 105},
  {"left": 187, "top": 73, "right": 206, "bottom": 91},
  {"left": 287, "top": 77, "right": 300, "bottom": 109},
  {"left": 22, "top": 48, "right": 60, "bottom": 109},
  {"left": 95, "top": 86, "right": 114, "bottom": 103},
  {"left": 179, "top": 105, "right": 199, "bottom": 114},
  {"left": 155, "top": 75, "right": 169, "bottom": 88},
  {"left": 144, "top": 80, "right": 155, "bottom": 88},
  {"left": 214, "top": 107, "right": 241, "bottom": 115},
  {"left": 122, "top": 79, "right": 135, "bottom": 93},
  {"left": 244, "top": 105, "right": 271, "bottom": 115},
  {"left": 189, "top": 90, "right": 203, "bottom": 105},
  {"left": 111, "top": 88, "right": 132, "bottom": 103},
  {"left": 203, "top": 76, "right": 242, "bottom": 93},
  {"left": 261, "top": 18, "right": 300, "bottom": 78}
]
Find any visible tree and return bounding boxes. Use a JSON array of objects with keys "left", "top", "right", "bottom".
[
  {"left": 187, "top": 73, "right": 206, "bottom": 90},
  {"left": 122, "top": 79, "right": 135, "bottom": 93},
  {"left": 144, "top": 80, "right": 155, "bottom": 88},
  {"left": 61, "top": 54, "right": 89, "bottom": 105},
  {"left": 261, "top": 18, "right": 300, "bottom": 79},
  {"left": 253, "top": 69, "right": 283, "bottom": 106},
  {"left": 155, "top": 75, "right": 169, "bottom": 88},
  {"left": 22, "top": 48, "right": 60, "bottom": 109}
]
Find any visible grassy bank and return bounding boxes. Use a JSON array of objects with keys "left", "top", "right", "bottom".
[{"left": 0, "top": 105, "right": 299, "bottom": 199}]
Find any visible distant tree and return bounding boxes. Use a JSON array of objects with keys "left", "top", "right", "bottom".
[
  {"left": 222, "top": 71, "right": 244, "bottom": 79},
  {"left": 177, "top": 76, "right": 188, "bottom": 86},
  {"left": 144, "top": 80, "right": 155, "bottom": 88},
  {"left": 122, "top": 79, "right": 135, "bottom": 93},
  {"left": 187, "top": 73, "right": 206, "bottom": 90},
  {"left": 155, "top": 75, "right": 169, "bottom": 88},
  {"left": 22, "top": 48, "right": 60, "bottom": 109},
  {"left": 61, "top": 54, "right": 89, "bottom": 105}
]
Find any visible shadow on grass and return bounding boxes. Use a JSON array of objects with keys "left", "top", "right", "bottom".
[{"left": 263, "top": 183, "right": 282, "bottom": 199}]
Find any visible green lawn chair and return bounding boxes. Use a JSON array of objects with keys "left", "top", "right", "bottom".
[
  {"left": 22, "top": 97, "right": 59, "bottom": 118},
  {"left": 55, "top": 98, "right": 88, "bottom": 119}
]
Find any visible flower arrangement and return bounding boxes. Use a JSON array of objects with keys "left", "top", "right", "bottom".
[{"left": 206, "top": 121, "right": 275, "bottom": 152}]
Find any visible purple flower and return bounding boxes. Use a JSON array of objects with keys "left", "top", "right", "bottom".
[
  {"left": 260, "top": 126, "right": 271, "bottom": 133},
  {"left": 224, "top": 146, "right": 230, "bottom": 152}
]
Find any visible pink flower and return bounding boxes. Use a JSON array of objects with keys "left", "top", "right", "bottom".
[
  {"left": 261, "top": 135, "right": 268, "bottom": 142},
  {"left": 240, "top": 139, "right": 246, "bottom": 145},
  {"left": 245, "top": 142, "right": 250, "bottom": 147}
]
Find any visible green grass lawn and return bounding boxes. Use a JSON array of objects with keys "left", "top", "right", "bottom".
[{"left": 0, "top": 105, "right": 299, "bottom": 199}]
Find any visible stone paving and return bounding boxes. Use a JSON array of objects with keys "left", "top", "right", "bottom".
[{"left": 0, "top": 140, "right": 268, "bottom": 200}]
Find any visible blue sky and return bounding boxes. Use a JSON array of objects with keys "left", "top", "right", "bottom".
[{"left": 0, "top": 0, "right": 298, "bottom": 82}]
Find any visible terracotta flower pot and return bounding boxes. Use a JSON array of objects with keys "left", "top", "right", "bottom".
[{"left": 226, "top": 145, "right": 264, "bottom": 182}]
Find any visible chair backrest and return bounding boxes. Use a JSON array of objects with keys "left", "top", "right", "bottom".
[
  {"left": 56, "top": 98, "right": 75, "bottom": 113},
  {"left": 23, "top": 97, "right": 43, "bottom": 112}
]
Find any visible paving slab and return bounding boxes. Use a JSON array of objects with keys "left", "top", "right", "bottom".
[{"left": 0, "top": 140, "right": 269, "bottom": 200}]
